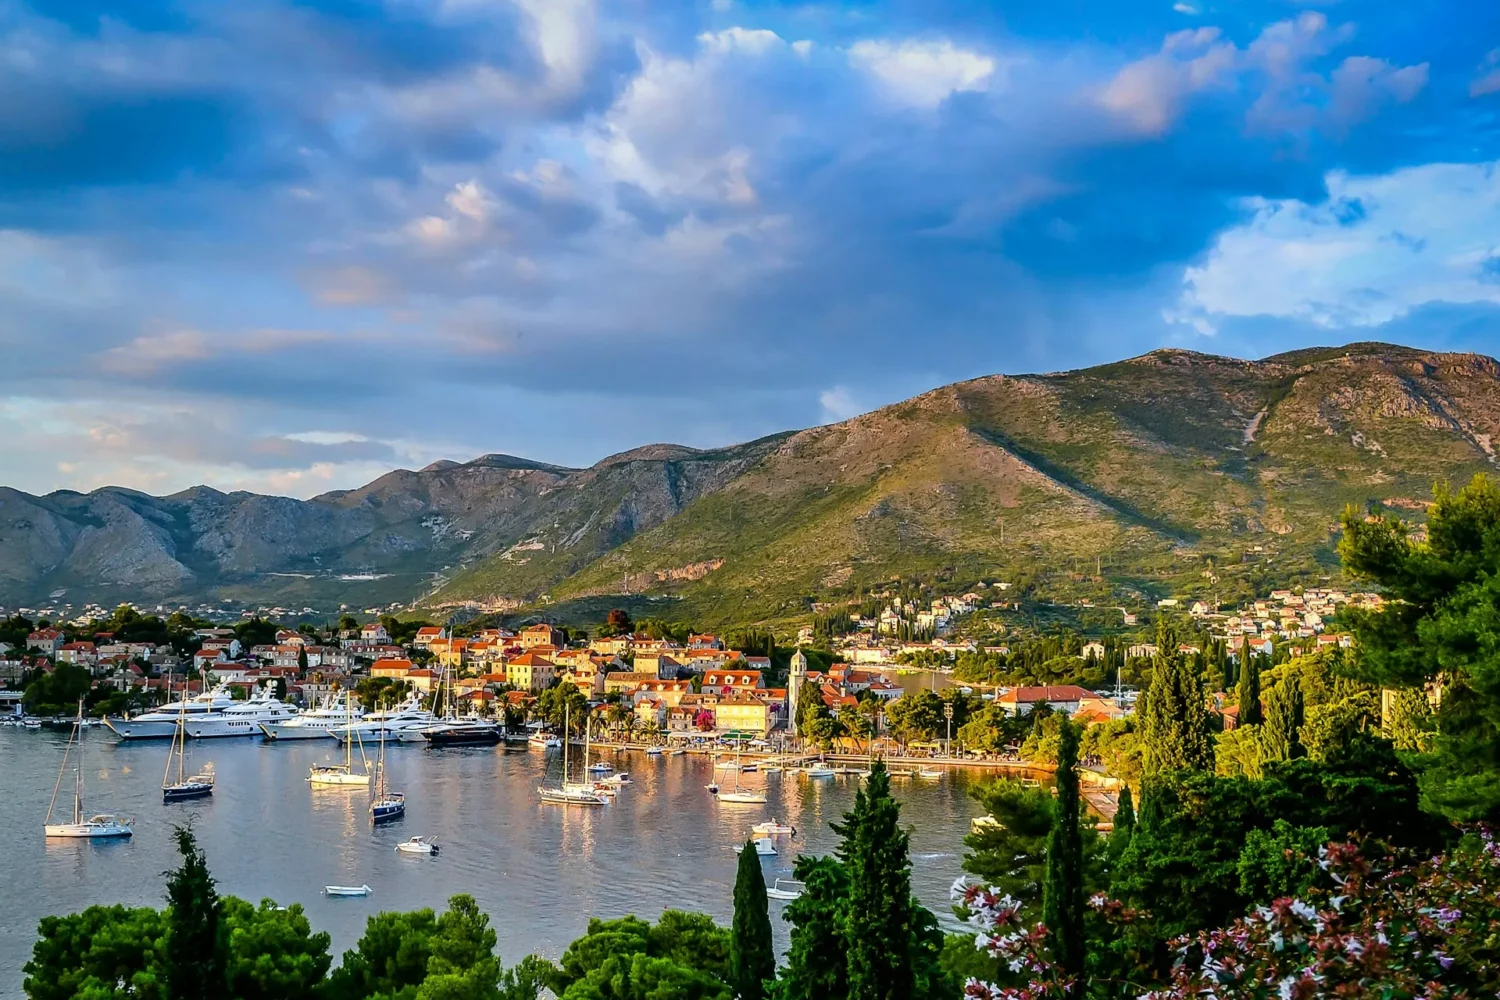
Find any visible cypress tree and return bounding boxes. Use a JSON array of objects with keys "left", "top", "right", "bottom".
[
  {"left": 1139, "top": 649, "right": 1212, "bottom": 779},
  {"left": 163, "top": 825, "right": 225, "bottom": 1000},
  {"left": 732, "top": 841, "right": 775, "bottom": 1000},
  {"left": 1235, "top": 656, "right": 1263, "bottom": 727},
  {"left": 1041, "top": 719, "right": 1085, "bottom": 992},
  {"left": 1263, "top": 674, "right": 1303, "bottom": 762},
  {"left": 777, "top": 857, "right": 850, "bottom": 1000},
  {"left": 1110, "top": 784, "right": 1136, "bottom": 859},
  {"left": 835, "top": 760, "right": 915, "bottom": 1000}
]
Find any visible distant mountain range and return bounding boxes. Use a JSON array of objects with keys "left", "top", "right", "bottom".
[{"left": 2, "top": 342, "right": 1495, "bottom": 626}]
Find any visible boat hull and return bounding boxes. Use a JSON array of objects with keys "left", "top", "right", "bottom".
[
  {"left": 44, "top": 823, "right": 132, "bottom": 838},
  {"left": 185, "top": 718, "right": 291, "bottom": 738},
  {"left": 260, "top": 722, "right": 340, "bottom": 740},
  {"left": 309, "top": 770, "right": 370, "bottom": 786},
  {"left": 104, "top": 719, "right": 177, "bottom": 740},
  {"left": 424, "top": 728, "right": 502, "bottom": 747},
  {"left": 371, "top": 802, "right": 405, "bottom": 822},
  {"left": 162, "top": 783, "right": 214, "bottom": 802}
]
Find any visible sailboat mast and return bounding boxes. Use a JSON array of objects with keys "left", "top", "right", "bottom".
[{"left": 74, "top": 700, "right": 85, "bottom": 824}]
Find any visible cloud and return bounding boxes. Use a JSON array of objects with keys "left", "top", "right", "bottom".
[
  {"left": 1098, "top": 27, "right": 1236, "bottom": 135},
  {"left": 1169, "top": 160, "right": 1500, "bottom": 331},
  {"left": 847, "top": 39, "right": 997, "bottom": 107},
  {"left": 819, "top": 386, "right": 865, "bottom": 422},
  {"left": 1472, "top": 48, "right": 1500, "bottom": 97}
]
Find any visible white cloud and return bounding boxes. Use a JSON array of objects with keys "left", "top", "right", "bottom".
[
  {"left": 847, "top": 39, "right": 996, "bottom": 108},
  {"left": 819, "top": 386, "right": 865, "bottom": 422},
  {"left": 1169, "top": 161, "right": 1500, "bottom": 331},
  {"left": 1098, "top": 27, "right": 1235, "bottom": 135},
  {"left": 1470, "top": 48, "right": 1500, "bottom": 97}
]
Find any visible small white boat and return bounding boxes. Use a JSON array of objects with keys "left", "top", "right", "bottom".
[
  {"left": 762, "top": 765, "right": 783, "bottom": 774},
  {"left": 670, "top": 748, "right": 687, "bottom": 756},
  {"left": 714, "top": 758, "right": 742, "bottom": 771},
  {"left": 528, "top": 732, "right": 562, "bottom": 749},
  {"left": 753, "top": 837, "right": 776, "bottom": 856},
  {"left": 599, "top": 772, "right": 631, "bottom": 785},
  {"left": 646, "top": 746, "right": 663, "bottom": 756},
  {"left": 325, "top": 884, "right": 372, "bottom": 897},
  {"left": 587, "top": 762, "right": 614, "bottom": 773},
  {"left": 752, "top": 819, "right": 795, "bottom": 836},
  {"left": 395, "top": 837, "right": 439, "bottom": 855},
  {"left": 718, "top": 790, "right": 768, "bottom": 804},
  {"left": 804, "top": 763, "right": 835, "bottom": 778},
  {"left": 766, "top": 879, "right": 806, "bottom": 901},
  {"left": 917, "top": 768, "right": 942, "bottom": 779},
  {"left": 23, "top": 719, "right": 42, "bottom": 730}
]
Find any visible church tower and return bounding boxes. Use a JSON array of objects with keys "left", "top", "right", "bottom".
[{"left": 788, "top": 647, "right": 808, "bottom": 737}]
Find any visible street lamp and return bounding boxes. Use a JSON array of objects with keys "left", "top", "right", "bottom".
[{"left": 943, "top": 702, "right": 954, "bottom": 758}]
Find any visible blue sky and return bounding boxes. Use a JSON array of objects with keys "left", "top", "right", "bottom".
[{"left": 2, "top": 0, "right": 1498, "bottom": 497}]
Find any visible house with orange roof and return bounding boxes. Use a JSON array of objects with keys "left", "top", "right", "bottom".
[
  {"left": 413, "top": 626, "right": 444, "bottom": 647},
  {"left": 520, "top": 624, "right": 563, "bottom": 650},
  {"left": 504, "top": 652, "right": 556, "bottom": 693},
  {"left": 701, "top": 669, "right": 763, "bottom": 694}
]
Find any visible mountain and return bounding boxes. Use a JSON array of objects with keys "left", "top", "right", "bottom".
[{"left": 2, "top": 343, "right": 1496, "bottom": 623}]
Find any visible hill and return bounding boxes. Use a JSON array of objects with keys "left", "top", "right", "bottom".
[{"left": 2, "top": 343, "right": 1495, "bottom": 624}]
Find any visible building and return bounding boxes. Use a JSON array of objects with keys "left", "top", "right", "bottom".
[
  {"left": 413, "top": 627, "right": 444, "bottom": 647},
  {"left": 360, "top": 622, "right": 391, "bottom": 644},
  {"left": 633, "top": 652, "right": 681, "bottom": 680},
  {"left": 520, "top": 624, "right": 563, "bottom": 650},
  {"left": 505, "top": 653, "right": 556, "bottom": 693},
  {"left": 57, "top": 641, "right": 97, "bottom": 667},
  {"left": 701, "top": 669, "right": 764, "bottom": 694},
  {"left": 26, "top": 630, "right": 64, "bottom": 656},
  {"left": 603, "top": 671, "right": 661, "bottom": 695},
  {"left": 714, "top": 694, "right": 772, "bottom": 737},
  {"left": 995, "top": 685, "right": 1124, "bottom": 719},
  {"left": 788, "top": 649, "right": 808, "bottom": 730},
  {"left": 371, "top": 659, "right": 415, "bottom": 679}
]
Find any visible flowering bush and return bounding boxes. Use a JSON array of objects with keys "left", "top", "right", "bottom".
[{"left": 953, "top": 831, "right": 1500, "bottom": 999}]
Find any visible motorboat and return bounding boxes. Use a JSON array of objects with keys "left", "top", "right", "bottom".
[
  {"left": 599, "top": 772, "right": 631, "bottom": 786},
  {"left": 324, "top": 885, "right": 372, "bottom": 897},
  {"left": 422, "top": 719, "right": 502, "bottom": 746},
  {"left": 766, "top": 879, "right": 806, "bottom": 901},
  {"left": 670, "top": 748, "right": 687, "bottom": 756},
  {"left": 753, "top": 837, "right": 776, "bottom": 856},
  {"left": 645, "top": 746, "right": 663, "bottom": 756},
  {"left": 714, "top": 758, "right": 742, "bottom": 771},
  {"left": 917, "top": 768, "right": 943, "bottom": 779},
  {"left": 105, "top": 685, "right": 237, "bottom": 739},
  {"left": 334, "top": 695, "right": 436, "bottom": 743},
  {"left": 185, "top": 689, "right": 299, "bottom": 738},
  {"left": 261, "top": 697, "right": 362, "bottom": 740},
  {"left": 804, "top": 763, "right": 836, "bottom": 778},
  {"left": 45, "top": 702, "right": 133, "bottom": 838},
  {"left": 587, "top": 761, "right": 614, "bottom": 773},
  {"left": 396, "top": 837, "right": 439, "bottom": 855},
  {"left": 22, "top": 719, "right": 42, "bottom": 730},
  {"left": 528, "top": 731, "right": 562, "bottom": 749},
  {"left": 752, "top": 819, "right": 795, "bottom": 836}
]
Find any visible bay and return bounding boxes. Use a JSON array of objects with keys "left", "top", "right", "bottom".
[{"left": 0, "top": 727, "right": 1001, "bottom": 994}]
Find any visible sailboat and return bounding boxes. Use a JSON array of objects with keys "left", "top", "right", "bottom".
[
  {"left": 45, "top": 701, "right": 133, "bottom": 838},
  {"left": 584, "top": 718, "right": 612, "bottom": 773},
  {"left": 369, "top": 729, "right": 405, "bottom": 823},
  {"left": 717, "top": 743, "right": 767, "bottom": 804},
  {"left": 538, "top": 704, "right": 607, "bottom": 805},
  {"left": 162, "top": 684, "right": 215, "bottom": 802},
  {"left": 309, "top": 690, "right": 371, "bottom": 786}
]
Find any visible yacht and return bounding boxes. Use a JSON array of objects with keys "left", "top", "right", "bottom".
[
  {"left": 184, "top": 689, "right": 298, "bottom": 738},
  {"left": 261, "top": 697, "right": 362, "bottom": 740},
  {"left": 422, "top": 718, "right": 502, "bottom": 746},
  {"left": 528, "top": 731, "right": 562, "bottom": 749},
  {"left": 104, "top": 686, "right": 238, "bottom": 740},
  {"left": 333, "top": 695, "right": 436, "bottom": 743},
  {"left": 539, "top": 705, "right": 608, "bottom": 806}
]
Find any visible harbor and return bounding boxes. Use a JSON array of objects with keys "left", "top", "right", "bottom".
[{"left": 0, "top": 724, "right": 1022, "bottom": 996}]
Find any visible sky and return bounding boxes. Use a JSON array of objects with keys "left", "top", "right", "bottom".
[{"left": 2, "top": 0, "right": 1499, "bottom": 498}]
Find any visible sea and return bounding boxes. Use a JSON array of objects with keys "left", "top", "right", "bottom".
[{"left": 0, "top": 725, "right": 1014, "bottom": 994}]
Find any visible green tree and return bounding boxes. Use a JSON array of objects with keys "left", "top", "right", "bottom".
[
  {"left": 1338, "top": 473, "right": 1500, "bottom": 820},
  {"left": 835, "top": 761, "right": 917, "bottom": 1000},
  {"left": 163, "top": 826, "right": 225, "bottom": 1000},
  {"left": 1137, "top": 648, "right": 1212, "bottom": 780},
  {"left": 552, "top": 913, "right": 729, "bottom": 1000},
  {"left": 1235, "top": 819, "right": 1328, "bottom": 903},
  {"left": 1235, "top": 656, "right": 1262, "bottom": 727},
  {"left": 417, "top": 895, "right": 501, "bottom": 1000},
  {"left": 962, "top": 782, "right": 1054, "bottom": 915},
  {"left": 221, "top": 898, "right": 331, "bottom": 1000},
  {"left": 1383, "top": 687, "right": 1437, "bottom": 753},
  {"left": 1111, "top": 784, "right": 1136, "bottom": 859},
  {"left": 498, "top": 956, "right": 556, "bottom": 1000},
  {"left": 1262, "top": 674, "right": 1303, "bottom": 763},
  {"left": 731, "top": 842, "right": 774, "bottom": 1000},
  {"left": 884, "top": 690, "right": 942, "bottom": 745},
  {"left": 323, "top": 908, "right": 438, "bottom": 1000},
  {"left": 24, "top": 905, "right": 166, "bottom": 1000},
  {"left": 1041, "top": 718, "right": 1085, "bottom": 989},
  {"left": 1213, "top": 724, "right": 1265, "bottom": 779},
  {"left": 297, "top": 646, "right": 309, "bottom": 671},
  {"left": 795, "top": 680, "right": 829, "bottom": 741},
  {"left": 775, "top": 857, "right": 849, "bottom": 1000}
]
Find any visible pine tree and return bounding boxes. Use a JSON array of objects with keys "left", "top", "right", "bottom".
[
  {"left": 1383, "top": 686, "right": 1436, "bottom": 752},
  {"left": 835, "top": 760, "right": 916, "bottom": 1000},
  {"left": 163, "top": 825, "right": 225, "bottom": 1000},
  {"left": 1139, "top": 648, "right": 1212, "bottom": 779},
  {"left": 1110, "top": 784, "right": 1136, "bottom": 859},
  {"left": 1235, "top": 655, "right": 1263, "bottom": 727},
  {"left": 776, "top": 857, "right": 850, "bottom": 1000},
  {"left": 1041, "top": 719, "right": 1085, "bottom": 992},
  {"left": 732, "top": 841, "right": 775, "bottom": 1000},
  {"left": 1263, "top": 674, "right": 1304, "bottom": 762}
]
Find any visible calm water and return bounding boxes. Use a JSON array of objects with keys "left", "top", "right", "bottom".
[{"left": 0, "top": 727, "right": 1000, "bottom": 994}]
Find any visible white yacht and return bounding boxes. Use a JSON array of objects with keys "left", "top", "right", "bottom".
[
  {"left": 261, "top": 697, "right": 362, "bottom": 740},
  {"left": 46, "top": 702, "right": 133, "bottom": 839},
  {"left": 105, "top": 686, "right": 238, "bottom": 740},
  {"left": 184, "top": 689, "right": 299, "bottom": 738},
  {"left": 332, "top": 695, "right": 436, "bottom": 743}
]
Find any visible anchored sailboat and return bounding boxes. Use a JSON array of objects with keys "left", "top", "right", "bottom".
[
  {"left": 309, "top": 690, "right": 371, "bottom": 786},
  {"left": 45, "top": 701, "right": 133, "bottom": 838},
  {"left": 538, "top": 704, "right": 607, "bottom": 805},
  {"left": 369, "top": 729, "right": 405, "bottom": 823},
  {"left": 717, "top": 743, "right": 767, "bottom": 804},
  {"left": 162, "top": 686, "right": 215, "bottom": 802}
]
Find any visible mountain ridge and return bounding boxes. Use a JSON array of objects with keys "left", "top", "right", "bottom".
[{"left": 1, "top": 342, "right": 1495, "bottom": 623}]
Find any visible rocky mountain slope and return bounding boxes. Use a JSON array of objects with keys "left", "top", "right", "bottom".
[{"left": 2, "top": 343, "right": 1495, "bottom": 621}]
